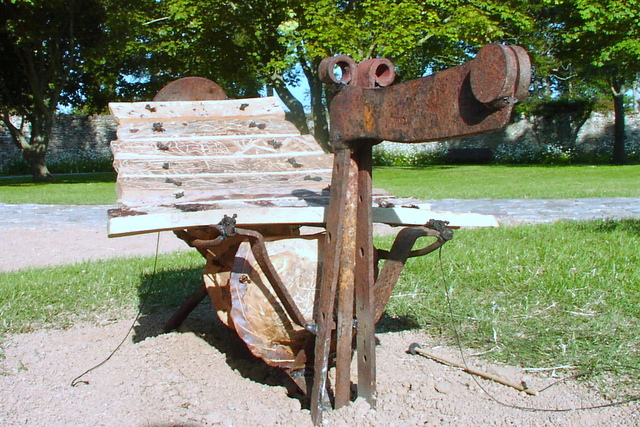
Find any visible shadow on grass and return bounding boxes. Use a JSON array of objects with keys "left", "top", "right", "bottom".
[
  {"left": 376, "top": 313, "right": 421, "bottom": 333},
  {"left": 571, "top": 218, "right": 640, "bottom": 235}
]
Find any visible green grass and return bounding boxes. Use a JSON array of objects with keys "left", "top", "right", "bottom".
[
  {"left": 377, "top": 219, "right": 640, "bottom": 397},
  {"left": 1, "top": 167, "right": 639, "bottom": 397},
  {"left": 0, "top": 172, "right": 117, "bottom": 205},
  {"left": 1, "top": 221, "right": 638, "bottom": 397},
  {"left": 373, "top": 165, "right": 640, "bottom": 199},
  {"left": 0, "top": 251, "right": 203, "bottom": 334},
  {"left": 1, "top": 165, "right": 639, "bottom": 205}
]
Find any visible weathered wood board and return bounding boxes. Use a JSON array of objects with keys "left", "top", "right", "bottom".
[
  {"left": 107, "top": 205, "right": 499, "bottom": 237},
  {"left": 110, "top": 97, "right": 285, "bottom": 122},
  {"left": 109, "top": 97, "right": 334, "bottom": 214},
  {"left": 108, "top": 95, "right": 498, "bottom": 236},
  {"left": 115, "top": 119, "right": 300, "bottom": 140}
]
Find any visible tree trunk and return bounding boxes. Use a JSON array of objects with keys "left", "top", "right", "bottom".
[
  {"left": 2, "top": 111, "right": 54, "bottom": 181},
  {"left": 300, "top": 57, "right": 330, "bottom": 152},
  {"left": 611, "top": 76, "right": 627, "bottom": 165},
  {"left": 270, "top": 75, "right": 310, "bottom": 135},
  {"left": 23, "top": 139, "right": 54, "bottom": 182}
]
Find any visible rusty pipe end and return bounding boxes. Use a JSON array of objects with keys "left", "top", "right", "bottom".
[
  {"left": 319, "top": 55, "right": 358, "bottom": 85},
  {"left": 470, "top": 44, "right": 531, "bottom": 109},
  {"left": 470, "top": 44, "right": 518, "bottom": 108},
  {"left": 357, "top": 58, "right": 396, "bottom": 88}
]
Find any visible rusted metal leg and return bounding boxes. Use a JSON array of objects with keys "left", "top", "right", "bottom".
[
  {"left": 310, "top": 148, "right": 351, "bottom": 425},
  {"left": 373, "top": 226, "right": 448, "bottom": 322},
  {"left": 163, "top": 283, "right": 209, "bottom": 332},
  {"left": 354, "top": 144, "right": 376, "bottom": 407},
  {"left": 334, "top": 154, "right": 359, "bottom": 408}
]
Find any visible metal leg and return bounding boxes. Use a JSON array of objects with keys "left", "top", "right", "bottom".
[
  {"left": 310, "top": 148, "right": 351, "bottom": 425},
  {"left": 334, "top": 154, "right": 359, "bottom": 408},
  {"left": 354, "top": 144, "right": 376, "bottom": 407},
  {"left": 163, "top": 284, "right": 209, "bottom": 332}
]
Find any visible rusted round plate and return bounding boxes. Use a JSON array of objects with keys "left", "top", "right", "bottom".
[
  {"left": 224, "top": 238, "right": 322, "bottom": 369},
  {"left": 153, "top": 76, "right": 227, "bottom": 101},
  {"left": 470, "top": 44, "right": 518, "bottom": 106}
]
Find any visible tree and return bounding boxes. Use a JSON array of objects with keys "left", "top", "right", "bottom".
[
  {"left": 290, "top": 0, "right": 535, "bottom": 148},
  {"left": 550, "top": 0, "right": 640, "bottom": 164},
  {"left": 111, "top": 0, "right": 534, "bottom": 151},
  {"left": 0, "top": 0, "right": 105, "bottom": 181}
]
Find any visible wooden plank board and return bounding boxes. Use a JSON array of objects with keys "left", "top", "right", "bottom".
[
  {"left": 111, "top": 135, "right": 320, "bottom": 157},
  {"left": 116, "top": 174, "right": 331, "bottom": 207},
  {"left": 107, "top": 205, "right": 499, "bottom": 237},
  {"left": 117, "top": 172, "right": 331, "bottom": 191},
  {"left": 112, "top": 152, "right": 333, "bottom": 177},
  {"left": 115, "top": 118, "right": 300, "bottom": 140},
  {"left": 109, "top": 97, "right": 284, "bottom": 123}
]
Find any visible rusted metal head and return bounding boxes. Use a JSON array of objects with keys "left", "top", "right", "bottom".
[
  {"left": 320, "top": 44, "right": 531, "bottom": 146},
  {"left": 153, "top": 76, "right": 227, "bottom": 101},
  {"left": 319, "top": 56, "right": 396, "bottom": 89},
  {"left": 319, "top": 55, "right": 358, "bottom": 85}
]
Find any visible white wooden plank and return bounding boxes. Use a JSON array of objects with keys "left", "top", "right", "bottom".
[
  {"left": 115, "top": 119, "right": 300, "bottom": 140},
  {"left": 112, "top": 152, "right": 334, "bottom": 177},
  {"left": 109, "top": 97, "right": 285, "bottom": 123},
  {"left": 107, "top": 206, "right": 498, "bottom": 237},
  {"left": 111, "top": 135, "right": 320, "bottom": 157}
]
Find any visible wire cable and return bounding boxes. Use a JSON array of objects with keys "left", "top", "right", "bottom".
[{"left": 71, "top": 233, "right": 161, "bottom": 387}]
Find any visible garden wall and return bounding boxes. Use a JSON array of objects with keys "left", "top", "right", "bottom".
[
  {"left": 375, "top": 111, "right": 640, "bottom": 165},
  {"left": 1, "top": 110, "right": 639, "bottom": 174},
  {"left": 0, "top": 114, "right": 116, "bottom": 174}
]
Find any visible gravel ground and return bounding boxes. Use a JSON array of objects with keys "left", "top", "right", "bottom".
[{"left": 1, "top": 201, "right": 639, "bottom": 426}]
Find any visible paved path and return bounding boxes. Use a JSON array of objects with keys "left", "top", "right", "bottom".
[
  {"left": 2, "top": 198, "right": 640, "bottom": 230},
  {"left": 1, "top": 199, "right": 639, "bottom": 271},
  {"left": 423, "top": 197, "right": 640, "bottom": 225}
]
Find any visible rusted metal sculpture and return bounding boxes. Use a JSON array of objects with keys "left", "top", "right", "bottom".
[
  {"left": 311, "top": 43, "right": 531, "bottom": 424},
  {"left": 106, "top": 43, "right": 530, "bottom": 426}
]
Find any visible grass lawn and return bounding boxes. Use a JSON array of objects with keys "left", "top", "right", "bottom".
[
  {"left": 1, "top": 220, "right": 639, "bottom": 397},
  {"left": 380, "top": 219, "right": 640, "bottom": 398},
  {"left": 373, "top": 164, "right": 640, "bottom": 199},
  {"left": 1, "top": 165, "right": 639, "bottom": 204},
  {"left": 0, "top": 251, "right": 203, "bottom": 334},
  {"left": 1, "top": 166, "right": 639, "bottom": 397},
  {"left": 0, "top": 172, "right": 117, "bottom": 205}
]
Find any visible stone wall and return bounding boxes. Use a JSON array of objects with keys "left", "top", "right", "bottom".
[
  {"left": 0, "top": 114, "right": 116, "bottom": 173},
  {"left": 1, "top": 111, "right": 639, "bottom": 173},
  {"left": 446, "top": 111, "right": 640, "bottom": 163}
]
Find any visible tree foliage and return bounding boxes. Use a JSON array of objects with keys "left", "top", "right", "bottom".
[
  {"left": 548, "top": 0, "right": 640, "bottom": 163},
  {"left": 104, "top": 0, "right": 534, "bottom": 149},
  {"left": 3, "top": 0, "right": 638, "bottom": 178},
  {"left": 0, "top": 0, "right": 105, "bottom": 180}
]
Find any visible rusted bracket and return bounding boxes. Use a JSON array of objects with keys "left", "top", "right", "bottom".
[
  {"left": 373, "top": 225, "right": 449, "bottom": 322},
  {"left": 310, "top": 44, "right": 531, "bottom": 425},
  {"left": 175, "top": 215, "right": 310, "bottom": 331}
]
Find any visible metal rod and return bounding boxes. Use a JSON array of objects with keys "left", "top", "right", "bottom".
[
  {"left": 163, "top": 284, "right": 209, "bottom": 333},
  {"left": 236, "top": 228, "right": 310, "bottom": 329},
  {"left": 354, "top": 144, "right": 376, "bottom": 407}
]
